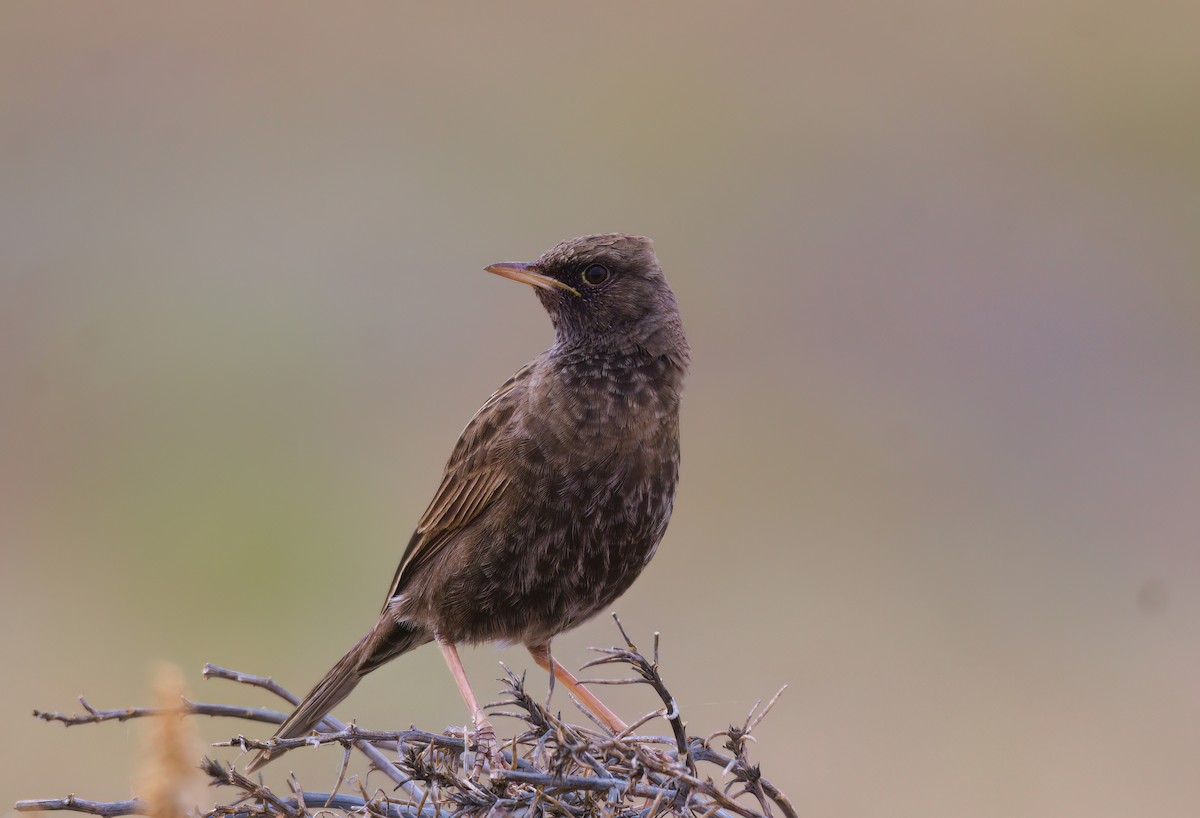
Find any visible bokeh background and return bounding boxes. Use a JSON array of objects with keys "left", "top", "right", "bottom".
[{"left": 3, "top": 3, "right": 1199, "bottom": 816}]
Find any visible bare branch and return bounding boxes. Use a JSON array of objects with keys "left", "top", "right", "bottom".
[
  {"left": 34, "top": 699, "right": 288, "bottom": 727},
  {"left": 20, "top": 619, "right": 794, "bottom": 818},
  {"left": 202, "top": 665, "right": 302, "bottom": 704},
  {"left": 15, "top": 798, "right": 144, "bottom": 817},
  {"left": 202, "top": 663, "right": 423, "bottom": 801},
  {"left": 215, "top": 725, "right": 464, "bottom": 755},
  {"left": 14, "top": 793, "right": 435, "bottom": 818}
]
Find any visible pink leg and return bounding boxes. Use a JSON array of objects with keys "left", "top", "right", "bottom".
[
  {"left": 437, "top": 637, "right": 501, "bottom": 768},
  {"left": 528, "top": 643, "right": 629, "bottom": 734}
]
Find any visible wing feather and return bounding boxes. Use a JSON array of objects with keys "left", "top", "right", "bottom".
[{"left": 381, "top": 362, "right": 534, "bottom": 607}]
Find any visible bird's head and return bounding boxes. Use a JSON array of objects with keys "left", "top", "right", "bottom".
[{"left": 486, "top": 233, "right": 687, "bottom": 358}]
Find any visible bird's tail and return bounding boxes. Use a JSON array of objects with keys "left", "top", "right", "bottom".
[{"left": 246, "top": 621, "right": 426, "bottom": 772}]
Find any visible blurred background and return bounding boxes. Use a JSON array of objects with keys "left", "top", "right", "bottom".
[{"left": 3, "top": 2, "right": 1199, "bottom": 816}]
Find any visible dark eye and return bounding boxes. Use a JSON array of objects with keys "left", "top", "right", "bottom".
[{"left": 581, "top": 264, "right": 610, "bottom": 286}]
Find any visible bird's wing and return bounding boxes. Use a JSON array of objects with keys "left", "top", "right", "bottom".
[{"left": 381, "top": 361, "right": 535, "bottom": 608}]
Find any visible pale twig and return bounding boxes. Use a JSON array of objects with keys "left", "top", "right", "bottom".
[
  {"left": 14, "top": 791, "right": 432, "bottom": 818},
  {"left": 202, "top": 664, "right": 300, "bottom": 702},
  {"left": 15, "top": 798, "right": 144, "bottom": 817},
  {"left": 215, "top": 725, "right": 464, "bottom": 755},
  {"left": 691, "top": 747, "right": 797, "bottom": 818},
  {"left": 203, "top": 663, "right": 424, "bottom": 801},
  {"left": 287, "top": 773, "right": 312, "bottom": 818},
  {"left": 583, "top": 616, "right": 692, "bottom": 770},
  {"left": 324, "top": 744, "right": 353, "bottom": 809},
  {"left": 34, "top": 697, "right": 287, "bottom": 727},
  {"left": 204, "top": 758, "right": 304, "bottom": 818}
]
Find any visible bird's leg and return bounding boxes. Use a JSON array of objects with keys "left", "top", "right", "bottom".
[
  {"left": 436, "top": 637, "right": 501, "bottom": 774},
  {"left": 527, "top": 642, "right": 629, "bottom": 734}
]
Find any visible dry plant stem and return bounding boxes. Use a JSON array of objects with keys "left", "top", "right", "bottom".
[
  {"left": 204, "top": 663, "right": 425, "bottom": 801},
  {"left": 582, "top": 617, "right": 691, "bottom": 769},
  {"left": 15, "top": 798, "right": 144, "bottom": 817},
  {"left": 15, "top": 794, "right": 426, "bottom": 818},
  {"left": 214, "top": 762, "right": 304, "bottom": 818},
  {"left": 490, "top": 769, "right": 697, "bottom": 800},
  {"left": 704, "top": 749, "right": 796, "bottom": 818},
  {"left": 286, "top": 774, "right": 309, "bottom": 818},
  {"left": 691, "top": 700, "right": 798, "bottom": 818},
  {"left": 491, "top": 666, "right": 612, "bottom": 781},
  {"left": 34, "top": 701, "right": 477, "bottom": 761},
  {"left": 20, "top": 621, "right": 795, "bottom": 818},
  {"left": 219, "top": 725, "right": 467, "bottom": 755},
  {"left": 201, "top": 664, "right": 297, "bottom": 700},
  {"left": 494, "top": 666, "right": 744, "bottom": 818},
  {"left": 498, "top": 652, "right": 778, "bottom": 818},
  {"left": 325, "top": 744, "right": 354, "bottom": 808},
  {"left": 204, "top": 759, "right": 444, "bottom": 818},
  {"left": 34, "top": 699, "right": 288, "bottom": 727}
]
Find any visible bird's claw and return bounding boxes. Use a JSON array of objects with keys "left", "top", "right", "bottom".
[{"left": 468, "top": 720, "right": 503, "bottom": 779}]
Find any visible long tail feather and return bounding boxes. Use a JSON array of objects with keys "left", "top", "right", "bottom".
[{"left": 246, "top": 622, "right": 425, "bottom": 772}]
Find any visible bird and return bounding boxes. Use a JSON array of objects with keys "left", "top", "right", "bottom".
[{"left": 247, "top": 233, "right": 689, "bottom": 772}]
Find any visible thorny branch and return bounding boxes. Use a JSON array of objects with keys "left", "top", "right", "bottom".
[
  {"left": 34, "top": 699, "right": 288, "bottom": 728},
  {"left": 201, "top": 663, "right": 425, "bottom": 800},
  {"left": 581, "top": 616, "right": 695, "bottom": 771},
  {"left": 17, "top": 619, "right": 794, "bottom": 818}
]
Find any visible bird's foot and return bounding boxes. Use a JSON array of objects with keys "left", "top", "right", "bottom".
[{"left": 460, "top": 718, "right": 503, "bottom": 780}]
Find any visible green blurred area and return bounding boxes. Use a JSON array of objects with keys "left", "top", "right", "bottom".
[{"left": 3, "top": 3, "right": 1199, "bottom": 816}]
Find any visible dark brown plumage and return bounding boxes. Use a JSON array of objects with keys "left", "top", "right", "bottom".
[{"left": 247, "top": 234, "right": 688, "bottom": 772}]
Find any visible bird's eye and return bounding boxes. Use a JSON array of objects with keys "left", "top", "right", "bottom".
[{"left": 581, "top": 264, "right": 610, "bottom": 286}]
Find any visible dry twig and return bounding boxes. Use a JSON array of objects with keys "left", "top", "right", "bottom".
[{"left": 17, "top": 620, "right": 793, "bottom": 818}]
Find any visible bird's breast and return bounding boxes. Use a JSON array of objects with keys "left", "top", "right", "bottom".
[{"left": 528, "top": 348, "right": 684, "bottom": 458}]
